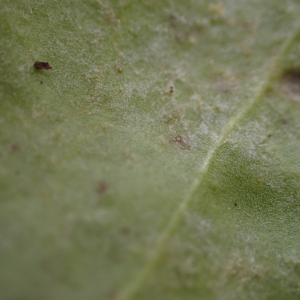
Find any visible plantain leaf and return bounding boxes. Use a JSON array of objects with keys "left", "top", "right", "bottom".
[{"left": 1, "top": 1, "right": 300, "bottom": 299}]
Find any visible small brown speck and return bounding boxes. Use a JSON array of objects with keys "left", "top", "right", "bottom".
[
  {"left": 10, "top": 144, "right": 20, "bottom": 152},
  {"left": 175, "top": 135, "right": 182, "bottom": 142},
  {"left": 121, "top": 226, "right": 131, "bottom": 235},
  {"left": 115, "top": 65, "right": 123, "bottom": 73},
  {"left": 258, "top": 178, "right": 264, "bottom": 183},
  {"left": 168, "top": 14, "right": 177, "bottom": 27},
  {"left": 34, "top": 61, "right": 52, "bottom": 70},
  {"left": 234, "top": 203, "right": 237, "bottom": 206},
  {"left": 294, "top": 263, "right": 300, "bottom": 277},
  {"left": 40, "top": 81, "right": 43, "bottom": 84},
  {"left": 96, "top": 180, "right": 108, "bottom": 194},
  {"left": 171, "top": 135, "right": 191, "bottom": 149},
  {"left": 176, "top": 32, "right": 186, "bottom": 44},
  {"left": 281, "top": 118, "right": 290, "bottom": 125},
  {"left": 169, "top": 85, "right": 174, "bottom": 93},
  {"left": 282, "top": 69, "right": 300, "bottom": 101},
  {"left": 108, "top": 289, "right": 117, "bottom": 299},
  {"left": 162, "top": 113, "right": 180, "bottom": 124}
]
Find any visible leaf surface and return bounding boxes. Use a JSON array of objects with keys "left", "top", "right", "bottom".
[{"left": 1, "top": 1, "right": 300, "bottom": 299}]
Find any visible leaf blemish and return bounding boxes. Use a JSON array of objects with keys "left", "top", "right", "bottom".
[
  {"left": 171, "top": 135, "right": 191, "bottom": 149},
  {"left": 168, "top": 14, "right": 177, "bottom": 28},
  {"left": 121, "top": 226, "right": 131, "bottom": 235},
  {"left": 10, "top": 144, "right": 20, "bottom": 153},
  {"left": 96, "top": 180, "right": 108, "bottom": 195},
  {"left": 34, "top": 61, "right": 53, "bottom": 70},
  {"left": 282, "top": 69, "right": 300, "bottom": 101},
  {"left": 162, "top": 112, "right": 180, "bottom": 124},
  {"left": 115, "top": 65, "right": 123, "bottom": 73}
]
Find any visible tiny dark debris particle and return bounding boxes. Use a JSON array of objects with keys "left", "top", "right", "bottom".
[
  {"left": 96, "top": 180, "right": 108, "bottom": 194},
  {"left": 268, "top": 134, "right": 271, "bottom": 138},
  {"left": 171, "top": 135, "right": 191, "bottom": 149},
  {"left": 281, "top": 118, "right": 290, "bottom": 125},
  {"left": 10, "top": 144, "right": 20, "bottom": 152},
  {"left": 234, "top": 203, "right": 237, "bottom": 206},
  {"left": 174, "top": 135, "right": 182, "bottom": 142},
  {"left": 176, "top": 32, "right": 186, "bottom": 44},
  {"left": 115, "top": 65, "right": 123, "bottom": 73},
  {"left": 294, "top": 263, "right": 300, "bottom": 277},
  {"left": 120, "top": 226, "right": 131, "bottom": 235},
  {"left": 168, "top": 14, "right": 177, "bottom": 27},
  {"left": 169, "top": 85, "right": 174, "bottom": 93},
  {"left": 282, "top": 69, "right": 300, "bottom": 101},
  {"left": 40, "top": 81, "right": 43, "bottom": 84},
  {"left": 34, "top": 61, "right": 53, "bottom": 70}
]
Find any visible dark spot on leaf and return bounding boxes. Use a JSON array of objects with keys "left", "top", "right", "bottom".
[
  {"left": 102, "top": 94, "right": 111, "bottom": 103},
  {"left": 265, "top": 86, "right": 274, "bottom": 96},
  {"left": 174, "top": 135, "right": 182, "bottom": 142},
  {"left": 282, "top": 69, "right": 300, "bottom": 101},
  {"left": 108, "top": 15, "right": 120, "bottom": 24},
  {"left": 40, "top": 81, "right": 43, "bottom": 84},
  {"left": 234, "top": 203, "right": 237, "bottom": 206},
  {"left": 294, "top": 263, "right": 300, "bottom": 277},
  {"left": 163, "top": 113, "right": 180, "bottom": 124},
  {"left": 268, "top": 134, "right": 271, "bottom": 138},
  {"left": 108, "top": 288, "right": 117, "bottom": 299},
  {"left": 115, "top": 65, "right": 123, "bottom": 73},
  {"left": 10, "top": 144, "right": 20, "bottom": 152},
  {"left": 171, "top": 135, "right": 191, "bottom": 149},
  {"left": 176, "top": 32, "right": 186, "bottom": 44},
  {"left": 96, "top": 180, "right": 108, "bottom": 194},
  {"left": 34, "top": 61, "right": 52, "bottom": 70},
  {"left": 281, "top": 118, "right": 290, "bottom": 125},
  {"left": 108, "top": 250, "right": 120, "bottom": 263},
  {"left": 168, "top": 14, "right": 177, "bottom": 27},
  {"left": 120, "top": 226, "right": 131, "bottom": 235},
  {"left": 241, "top": 20, "right": 253, "bottom": 32}
]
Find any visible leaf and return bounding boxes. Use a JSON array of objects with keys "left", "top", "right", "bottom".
[{"left": 1, "top": 1, "right": 300, "bottom": 299}]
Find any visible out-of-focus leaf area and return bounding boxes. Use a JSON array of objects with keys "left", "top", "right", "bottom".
[{"left": 1, "top": 0, "right": 300, "bottom": 299}]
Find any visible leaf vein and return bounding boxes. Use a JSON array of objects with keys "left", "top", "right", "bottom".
[{"left": 116, "top": 22, "right": 300, "bottom": 300}]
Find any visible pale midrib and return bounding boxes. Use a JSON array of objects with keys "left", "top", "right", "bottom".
[{"left": 116, "top": 23, "right": 300, "bottom": 300}]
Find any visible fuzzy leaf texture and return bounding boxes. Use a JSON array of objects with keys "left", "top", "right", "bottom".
[{"left": 1, "top": 1, "right": 300, "bottom": 299}]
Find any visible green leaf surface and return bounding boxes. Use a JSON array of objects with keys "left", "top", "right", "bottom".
[{"left": 1, "top": 0, "right": 300, "bottom": 299}]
